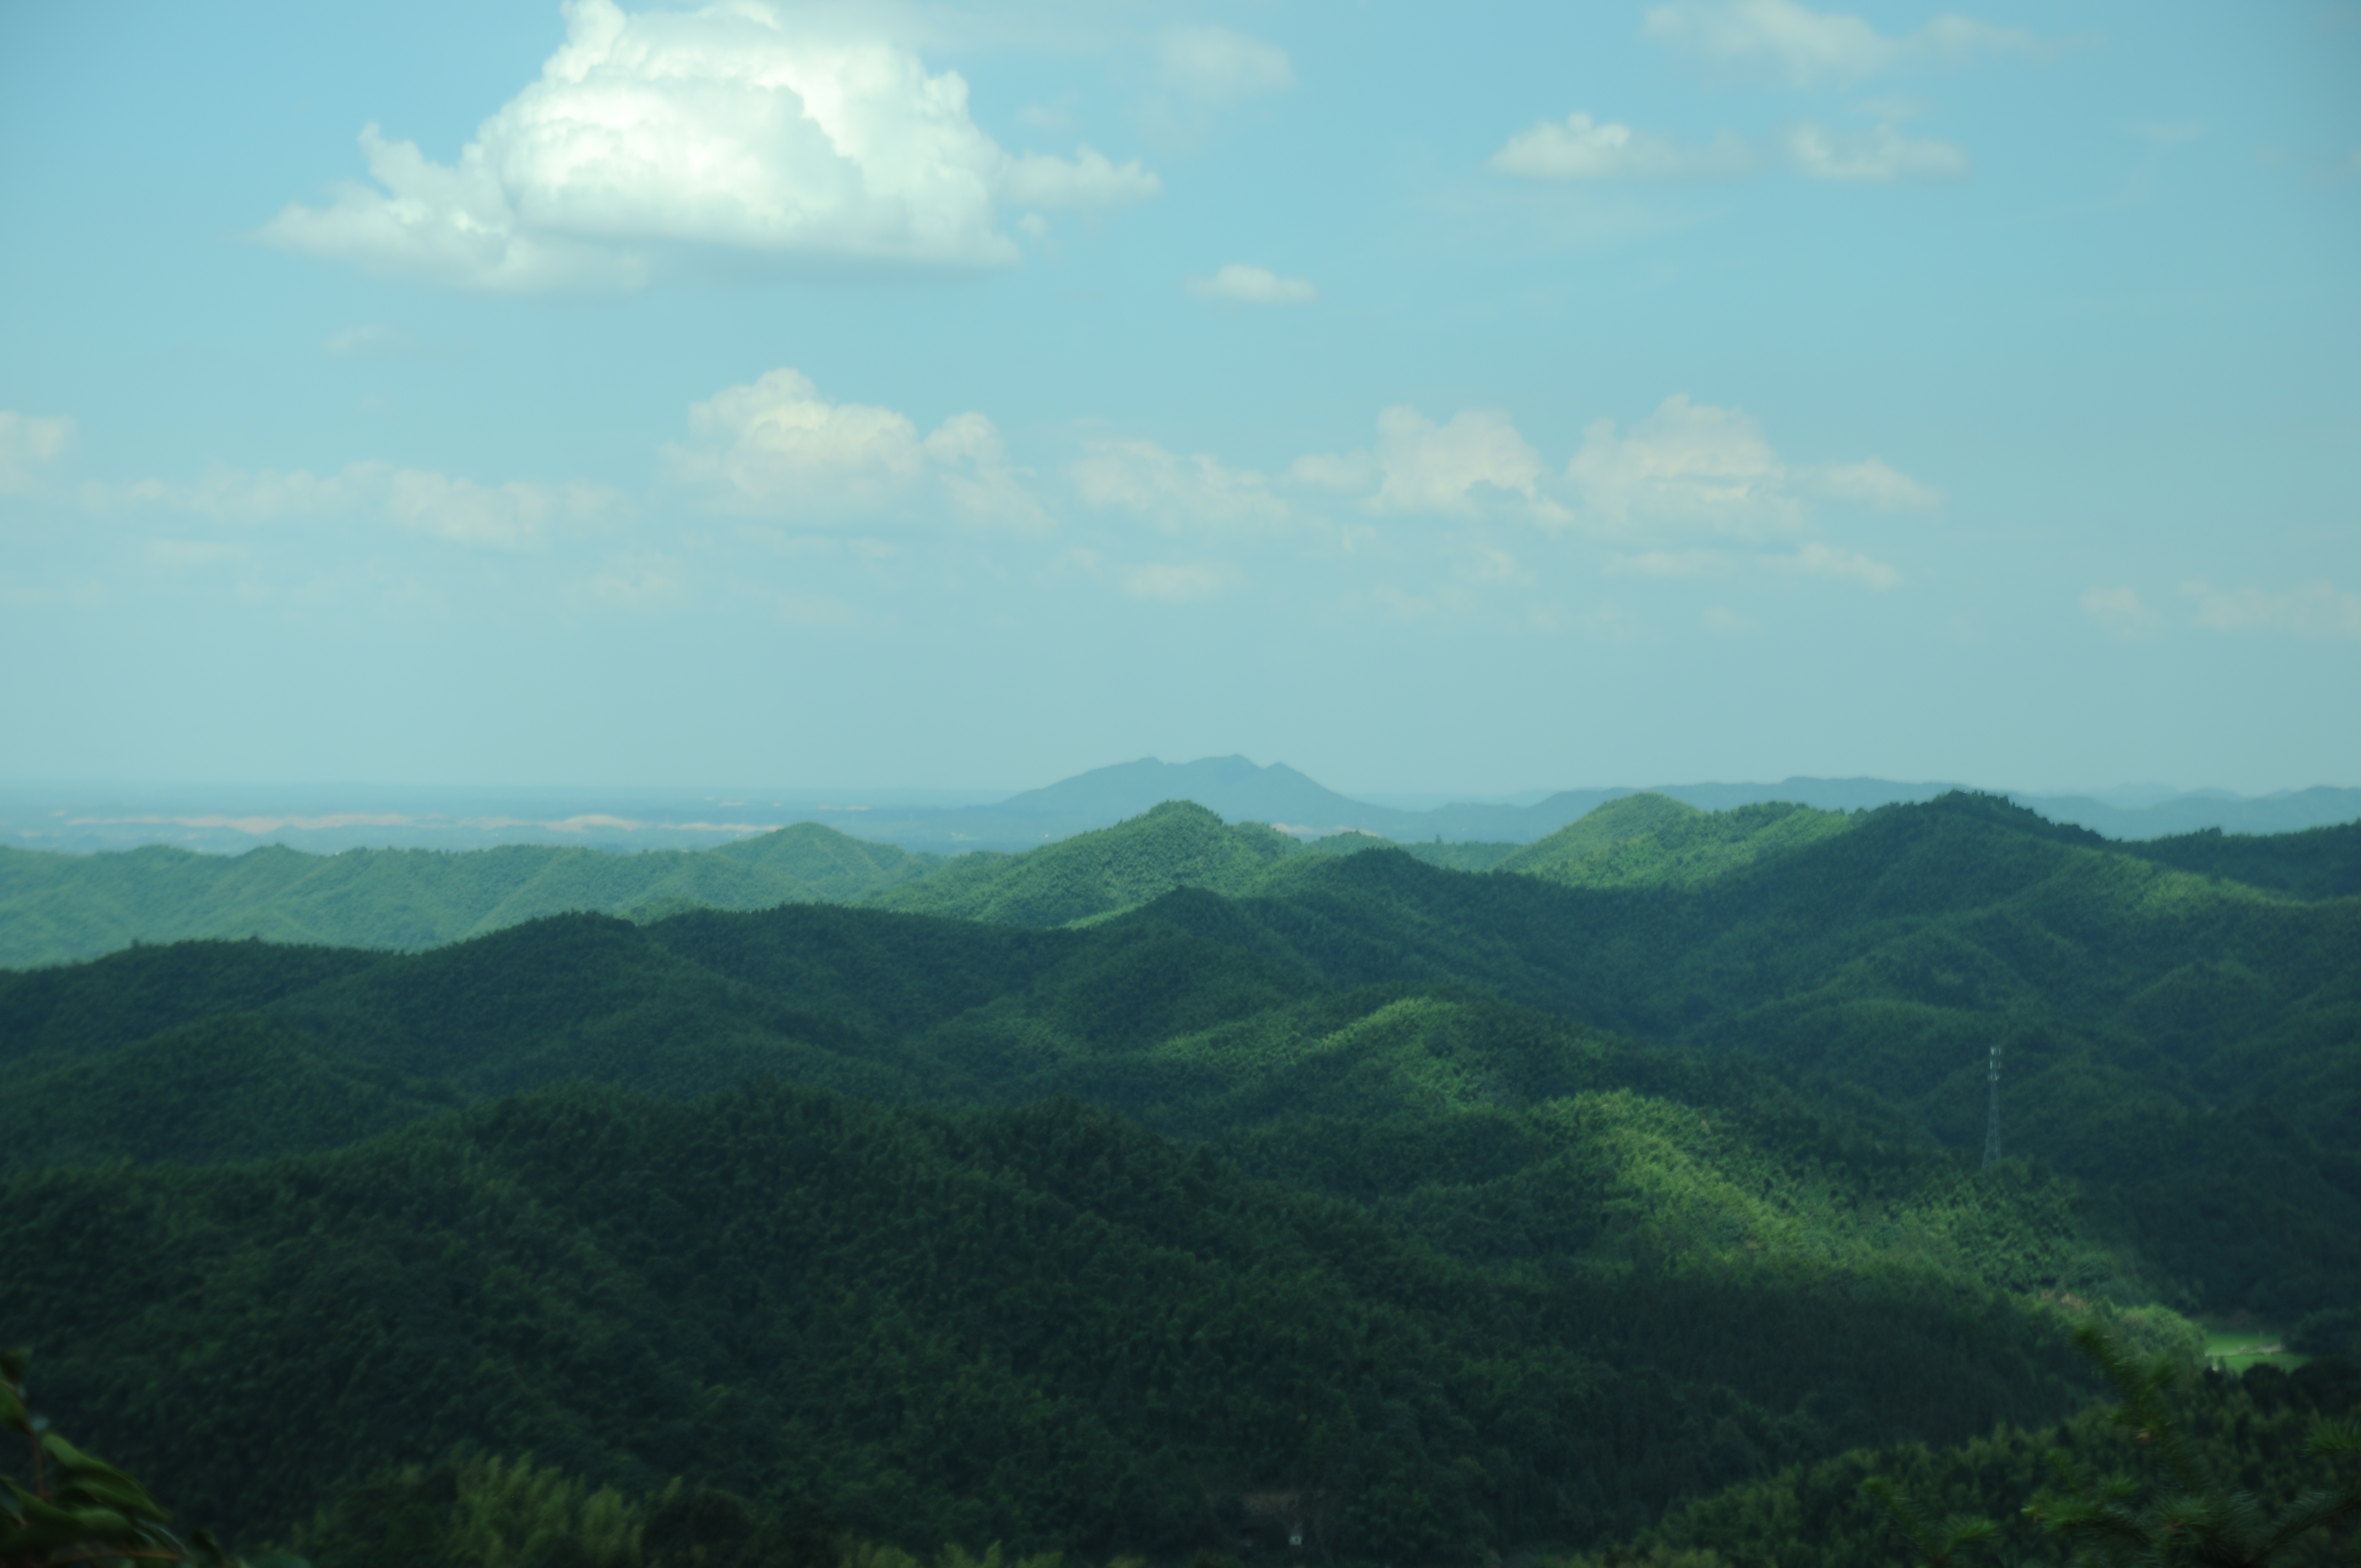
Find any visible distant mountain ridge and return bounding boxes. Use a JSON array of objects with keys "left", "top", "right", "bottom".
[
  {"left": 9, "top": 761, "right": 2355, "bottom": 857},
  {"left": 744, "top": 759, "right": 2361, "bottom": 848},
  {"left": 9, "top": 786, "right": 2361, "bottom": 970}
]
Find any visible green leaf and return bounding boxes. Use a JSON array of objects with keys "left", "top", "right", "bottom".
[
  {"left": 56, "top": 1472, "right": 173, "bottom": 1522},
  {"left": 43, "top": 1433, "right": 170, "bottom": 1517}
]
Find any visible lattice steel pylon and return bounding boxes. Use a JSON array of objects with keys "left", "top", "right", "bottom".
[{"left": 1981, "top": 1042, "right": 2003, "bottom": 1170}]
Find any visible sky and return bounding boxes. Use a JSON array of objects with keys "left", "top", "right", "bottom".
[{"left": 2, "top": 0, "right": 2357, "bottom": 798}]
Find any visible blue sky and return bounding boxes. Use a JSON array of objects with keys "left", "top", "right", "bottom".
[{"left": 2, "top": 0, "right": 2356, "bottom": 797}]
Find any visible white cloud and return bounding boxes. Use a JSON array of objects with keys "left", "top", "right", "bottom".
[
  {"left": 1015, "top": 97, "right": 1076, "bottom": 133},
  {"left": 1800, "top": 457, "right": 1942, "bottom": 509},
  {"left": 1122, "top": 561, "right": 1230, "bottom": 601},
  {"left": 665, "top": 367, "right": 1048, "bottom": 533},
  {"left": 2184, "top": 581, "right": 2361, "bottom": 641},
  {"left": 1069, "top": 440, "right": 1289, "bottom": 533},
  {"left": 1490, "top": 113, "right": 1754, "bottom": 179},
  {"left": 1567, "top": 394, "right": 1799, "bottom": 538},
  {"left": 1286, "top": 450, "right": 1378, "bottom": 493},
  {"left": 96, "top": 462, "right": 625, "bottom": 551},
  {"left": 0, "top": 411, "right": 77, "bottom": 495},
  {"left": 2082, "top": 585, "right": 2161, "bottom": 640},
  {"left": 1610, "top": 540, "right": 1898, "bottom": 589},
  {"left": 1766, "top": 541, "right": 1900, "bottom": 589},
  {"left": 1288, "top": 408, "right": 1550, "bottom": 520},
  {"left": 1157, "top": 26, "right": 1296, "bottom": 104},
  {"left": 1367, "top": 407, "right": 1547, "bottom": 517},
  {"left": 1000, "top": 147, "right": 1160, "bottom": 208},
  {"left": 322, "top": 324, "right": 418, "bottom": 359},
  {"left": 581, "top": 552, "right": 693, "bottom": 611},
  {"left": 1643, "top": 0, "right": 2046, "bottom": 86},
  {"left": 145, "top": 539, "right": 249, "bottom": 569},
  {"left": 1562, "top": 395, "right": 1924, "bottom": 589},
  {"left": 1609, "top": 548, "right": 1738, "bottom": 578},
  {"left": 1489, "top": 110, "right": 1961, "bottom": 184},
  {"left": 1184, "top": 264, "right": 1318, "bottom": 305},
  {"left": 1778, "top": 122, "right": 1967, "bottom": 181},
  {"left": 262, "top": 0, "right": 1156, "bottom": 291}
]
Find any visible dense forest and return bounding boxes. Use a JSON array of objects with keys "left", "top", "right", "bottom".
[{"left": 4, "top": 792, "right": 2357, "bottom": 1565}]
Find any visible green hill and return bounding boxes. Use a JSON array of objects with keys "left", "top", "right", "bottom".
[
  {"left": 1497, "top": 793, "right": 1855, "bottom": 888},
  {"left": 7, "top": 790, "right": 2358, "bottom": 1561},
  {"left": 3, "top": 1080, "right": 2106, "bottom": 1558},
  {"left": 0, "top": 823, "right": 939, "bottom": 966},
  {"left": 11, "top": 791, "right": 2343, "bottom": 974},
  {"left": 863, "top": 801, "right": 1301, "bottom": 926},
  {"left": 7, "top": 791, "right": 2354, "bottom": 1314},
  {"left": 2122, "top": 817, "right": 2361, "bottom": 900},
  {"left": 0, "top": 1012, "right": 461, "bottom": 1170},
  {"left": 1183, "top": 795, "right": 2361, "bottom": 1313}
]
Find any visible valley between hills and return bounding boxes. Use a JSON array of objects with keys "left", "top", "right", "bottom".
[{"left": 4, "top": 788, "right": 2359, "bottom": 1567}]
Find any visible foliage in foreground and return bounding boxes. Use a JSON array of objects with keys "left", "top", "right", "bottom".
[
  {"left": 2, "top": 1347, "right": 241, "bottom": 1568},
  {"left": 1566, "top": 1352, "right": 2361, "bottom": 1568},
  {"left": 258, "top": 1350, "right": 2361, "bottom": 1568},
  {"left": 2021, "top": 1324, "right": 2361, "bottom": 1566}
]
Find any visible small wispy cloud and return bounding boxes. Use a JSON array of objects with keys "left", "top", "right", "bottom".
[
  {"left": 1184, "top": 264, "right": 1318, "bottom": 305},
  {"left": 1643, "top": 0, "right": 2054, "bottom": 87},
  {"left": 323, "top": 324, "right": 417, "bottom": 359},
  {"left": 1492, "top": 111, "right": 1965, "bottom": 183},
  {"left": 1123, "top": 561, "right": 1230, "bottom": 601},
  {"left": 1778, "top": 122, "right": 1967, "bottom": 181},
  {"left": 1156, "top": 25, "right": 1296, "bottom": 104},
  {"left": 1490, "top": 113, "right": 1754, "bottom": 179},
  {"left": 0, "top": 410, "right": 78, "bottom": 495},
  {"left": 2184, "top": 580, "right": 2361, "bottom": 640},
  {"left": 2082, "top": 585, "right": 2161, "bottom": 641}
]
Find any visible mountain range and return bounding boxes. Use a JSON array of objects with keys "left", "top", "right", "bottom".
[
  {"left": 7, "top": 757, "right": 2357, "bottom": 857},
  {"left": 5, "top": 786, "right": 2358, "bottom": 1562}
]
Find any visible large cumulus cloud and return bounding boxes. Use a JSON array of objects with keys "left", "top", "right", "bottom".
[{"left": 263, "top": 0, "right": 1157, "bottom": 291}]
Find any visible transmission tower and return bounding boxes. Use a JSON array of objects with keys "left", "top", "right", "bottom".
[{"left": 1981, "top": 1042, "right": 2003, "bottom": 1169}]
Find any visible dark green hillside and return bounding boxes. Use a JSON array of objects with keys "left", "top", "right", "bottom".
[
  {"left": 865, "top": 801, "right": 1300, "bottom": 926},
  {"left": 11, "top": 791, "right": 2353, "bottom": 1560},
  {"left": 0, "top": 910, "right": 2155, "bottom": 1314},
  {"left": 1572, "top": 1356, "right": 2361, "bottom": 1568},
  {"left": 0, "top": 823, "right": 938, "bottom": 967},
  {"left": 260, "top": 912, "right": 956, "bottom": 1106},
  {"left": 2, "top": 1081, "right": 2103, "bottom": 1558},
  {"left": 2124, "top": 818, "right": 2361, "bottom": 900},
  {"left": 0, "top": 1013, "right": 460, "bottom": 1172},
  {"left": 9, "top": 785, "right": 2355, "bottom": 1316},
  {"left": 1191, "top": 796, "right": 2361, "bottom": 1311},
  {"left": 0, "top": 935, "right": 382, "bottom": 1069}
]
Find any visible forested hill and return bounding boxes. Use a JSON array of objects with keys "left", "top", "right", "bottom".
[
  {"left": 4, "top": 789, "right": 2359, "bottom": 1560},
  {"left": 7, "top": 789, "right": 2355, "bottom": 970},
  {"left": 0, "top": 823, "right": 941, "bottom": 966},
  {"left": 7, "top": 791, "right": 2357, "bottom": 1313}
]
